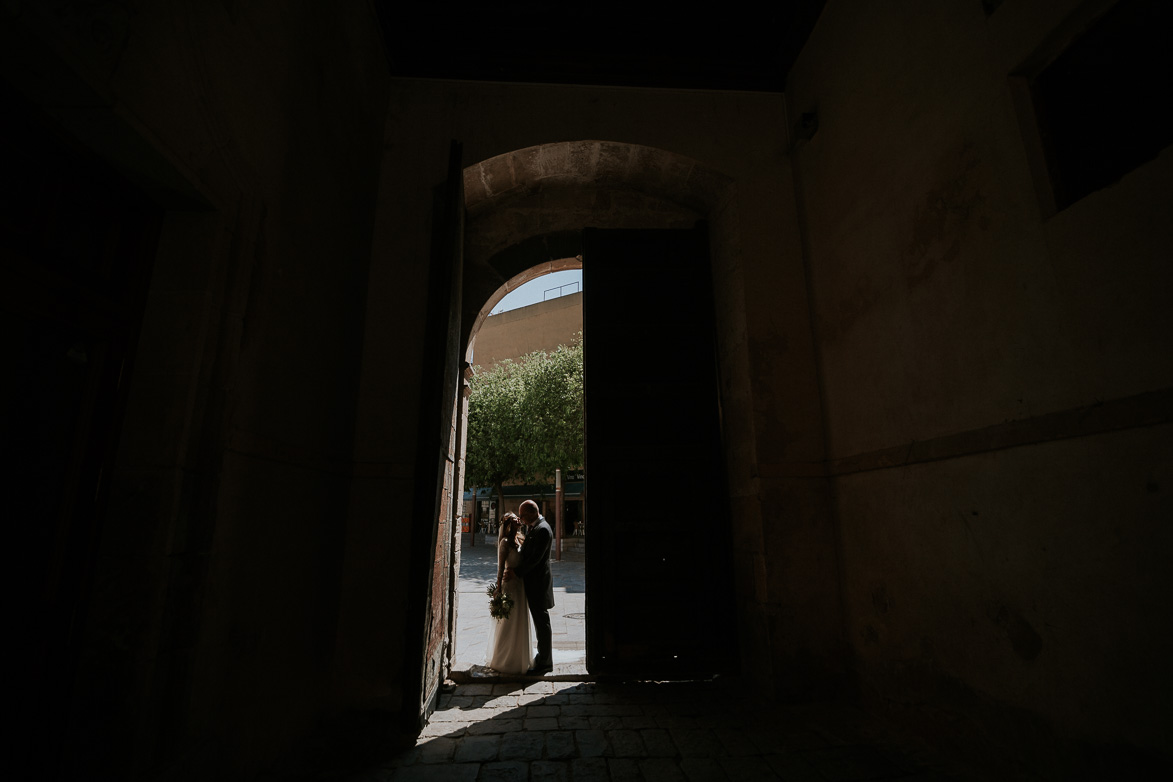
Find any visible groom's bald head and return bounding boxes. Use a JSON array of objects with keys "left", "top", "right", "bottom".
[{"left": 519, "top": 500, "right": 539, "bottom": 524}]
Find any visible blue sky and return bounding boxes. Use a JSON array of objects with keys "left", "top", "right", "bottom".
[{"left": 492, "top": 269, "right": 583, "bottom": 314}]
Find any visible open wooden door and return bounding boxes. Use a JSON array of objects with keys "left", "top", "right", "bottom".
[
  {"left": 583, "top": 225, "right": 737, "bottom": 678},
  {"left": 404, "top": 141, "right": 464, "bottom": 730}
]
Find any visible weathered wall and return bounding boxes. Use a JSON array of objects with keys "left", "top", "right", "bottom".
[
  {"left": 787, "top": 0, "right": 1172, "bottom": 771},
  {"left": 472, "top": 292, "right": 583, "bottom": 371},
  {"left": 4, "top": 2, "right": 389, "bottom": 777}
]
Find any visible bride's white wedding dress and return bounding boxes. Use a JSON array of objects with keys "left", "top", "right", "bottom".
[{"left": 485, "top": 538, "right": 534, "bottom": 674}]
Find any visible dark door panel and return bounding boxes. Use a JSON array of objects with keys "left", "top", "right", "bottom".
[{"left": 583, "top": 226, "right": 737, "bottom": 678}]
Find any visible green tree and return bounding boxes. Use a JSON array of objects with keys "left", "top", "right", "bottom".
[
  {"left": 517, "top": 340, "right": 584, "bottom": 484},
  {"left": 465, "top": 336, "right": 584, "bottom": 509},
  {"left": 465, "top": 358, "right": 526, "bottom": 509}
]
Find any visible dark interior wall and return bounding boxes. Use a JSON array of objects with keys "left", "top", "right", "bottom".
[
  {"left": 4, "top": 2, "right": 389, "bottom": 777},
  {"left": 786, "top": 0, "right": 1172, "bottom": 770}
]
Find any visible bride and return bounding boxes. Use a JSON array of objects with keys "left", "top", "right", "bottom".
[{"left": 485, "top": 512, "right": 534, "bottom": 674}]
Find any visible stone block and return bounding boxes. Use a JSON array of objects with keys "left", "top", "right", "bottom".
[
  {"left": 609, "top": 729, "right": 647, "bottom": 757},
  {"left": 478, "top": 761, "right": 528, "bottom": 782},
  {"left": 570, "top": 757, "right": 610, "bottom": 782},
  {"left": 531, "top": 760, "right": 571, "bottom": 782},
  {"left": 545, "top": 730, "right": 576, "bottom": 759},
  {"left": 575, "top": 729, "right": 608, "bottom": 757},
  {"left": 499, "top": 730, "right": 544, "bottom": 760},
  {"left": 453, "top": 734, "right": 501, "bottom": 763}
]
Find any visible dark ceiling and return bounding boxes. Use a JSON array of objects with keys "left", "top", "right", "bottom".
[{"left": 372, "top": 1, "right": 827, "bottom": 93}]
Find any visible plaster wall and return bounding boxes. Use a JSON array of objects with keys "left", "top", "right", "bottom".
[
  {"left": 4, "top": 2, "right": 389, "bottom": 776},
  {"left": 787, "top": 0, "right": 1172, "bottom": 769}
]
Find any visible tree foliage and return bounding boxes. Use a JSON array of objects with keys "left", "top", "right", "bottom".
[{"left": 465, "top": 336, "right": 583, "bottom": 499}]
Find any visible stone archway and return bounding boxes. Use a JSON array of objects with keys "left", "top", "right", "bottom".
[
  {"left": 452, "top": 140, "right": 760, "bottom": 674},
  {"left": 459, "top": 141, "right": 742, "bottom": 358}
]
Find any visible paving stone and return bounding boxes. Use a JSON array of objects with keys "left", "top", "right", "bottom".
[
  {"left": 420, "top": 720, "right": 467, "bottom": 739},
  {"left": 461, "top": 684, "right": 494, "bottom": 695},
  {"left": 468, "top": 718, "right": 524, "bottom": 735},
  {"left": 383, "top": 745, "right": 422, "bottom": 767},
  {"left": 545, "top": 730, "right": 576, "bottom": 760},
  {"left": 588, "top": 715, "right": 624, "bottom": 730},
  {"left": 383, "top": 763, "right": 480, "bottom": 781},
  {"left": 560, "top": 704, "right": 590, "bottom": 717},
  {"left": 589, "top": 704, "right": 643, "bottom": 717},
  {"left": 491, "top": 684, "right": 521, "bottom": 695},
  {"left": 575, "top": 729, "right": 608, "bottom": 757},
  {"left": 671, "top": 729, "right": 726, "bottom": 758},
  {"left": 783, "top": 728, "right": 842, "bottom": 751},
  {"left": 429, "top": 708, "right": 469, "bottom": 723},
  {"left": 477, "top": 760, "right": 528, "bottom": 782},
  {"left": 678, "top": 756, "right": 729, "bottom": 781},
  {"left": 570, "top": 757, "right": 610, "bottom": 782},
  {"left": 417, "top": 737, "right": 456, "bottom": 764},
  {"left": 558, "top": 715, "right": 591, "bottom": 730},
  {"left": 657, "top": 716, "right": 701, "bottom": 731},
  {"left": 718, "top": 755, "right": 779, "bottom": 780},
  {"left": 607, "top": 757, "right": 643, "bottom": 781},
  {"left": 499, "top": 730, "right": 544, "bottom": 760},
  {"left": 639, "top": 758, "right": 689, "bottom": 782},
  {"left": 525, "top": 717, "right": 560, "bottom": 731},
  {"left": 621, "top": 714, "right": 659, "bottom": 729},
  {"left": 548, "top": 681, "right": 579, "bottom": 694},
  {"left": 608, "top": 729, "right": 647, "bottom": 757},
  {"left": 453, "top": 734, "right": 500, "bottom": 763},
  {"left": 517, "top": 692, "right": 547, "bottom": 705},
  {"left": 765, "top": 752, "right": 824, "bottom": 781},
  {"left": 465, "top": 707, "right": 515, "bottom": 723},
  {"left": 745, "top": 725, "right": 786, "bottom": 754},
  {"left": 527, "top": 705, "right": 560, "bottom": 718},
  {"left": 804, "top": 744, "right": 907, "bottom": 781},
  {"left": 481, "top": 694, "right": 515, "bottom": 709},
  {"left": 714, "top": 727, "right": 760, "bottom": 756},
  {"left": 531, "top": 759, "right": 571, "bottom": 782},
  {"left": 567, "top": 693, "right": 595, "bottom": 705},
  {"left": 641, "top": 728, "right": 678, "bottom": 757}
]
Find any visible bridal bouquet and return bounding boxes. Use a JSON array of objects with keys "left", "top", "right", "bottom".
[{"left": 487, "top": 582, "right": 514, "bottom": 620}]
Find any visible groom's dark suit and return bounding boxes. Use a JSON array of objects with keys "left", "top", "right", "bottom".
[{"left": 514, "top": 514, "right": 554, "bottom": 671}]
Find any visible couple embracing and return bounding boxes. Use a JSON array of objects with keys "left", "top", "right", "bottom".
[{"left": 486, "top": 499, "right": 555, "bottom": 676}]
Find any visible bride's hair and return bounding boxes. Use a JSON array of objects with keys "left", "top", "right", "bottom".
[{"left": 499, "top": 512, "right": 520, "bottom": 542}]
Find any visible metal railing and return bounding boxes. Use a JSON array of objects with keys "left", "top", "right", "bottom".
[{"left": 543, "top": 281, "right": 581, "bottom": 301}]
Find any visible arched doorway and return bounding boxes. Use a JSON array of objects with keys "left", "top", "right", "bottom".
[{"left": 451, "top": 141, "right": 745, "bottom": 677}]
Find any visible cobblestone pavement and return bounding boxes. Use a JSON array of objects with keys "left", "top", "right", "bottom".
[
  {"left": 331, "top": 539, "right": 1015, "bottom": 781},
  {"left": 455, "top": 535, "right": 586, "bottom": 676},
  {"left": 352, "top": 677, "right": 997, "bottom": 781}
]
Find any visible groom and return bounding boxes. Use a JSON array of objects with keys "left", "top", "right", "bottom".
[{"left": 512, "top": 499, "right": 554, "bottom": 675}]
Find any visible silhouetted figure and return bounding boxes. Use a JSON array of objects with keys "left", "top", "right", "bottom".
[{"left": 513, "top": 499, "right": 554, "bottom": 674}]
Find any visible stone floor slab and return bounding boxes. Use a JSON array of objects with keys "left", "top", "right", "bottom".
[
  {"left": 570, "top": 757, "right": 610, "bottom": 782},
  {"left": 606, "top": 757, "right": 643, "bottom": 781},
  {"left": 498, "top": 730, "right": 544, "bottom": 760},
  {"left": 575, "top": 728, "right": 608, "bottom": 758},
  {"left": 477, "top": 760, "right": 528, "bottom": 782},
  {"left": 639, "top": 757, "right": 689, "bottom": 782},
  {"left": 531, "top": 759, "right": 571, "bottom": 782},
  {"left": 453, "top": 734, "right": 500, "bottom": 763}
]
